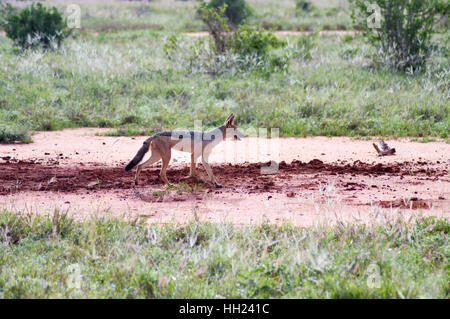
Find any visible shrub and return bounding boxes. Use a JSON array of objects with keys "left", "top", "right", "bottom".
[
  {"left": 349, "top": 0, "right": 449, "bottom": 72},
  {"left": 3, "top": 2, "right": 71, "bottom": 50},
  {"left": 198, "top": 4, "right": 284, "bottom": 56},
  {"left": 190, "top": 4, "right": 289, "bottom": 76},
  {"left": 198, "top": 4, "right": 231, "bottom": 53},
  {"left": 232, "top": 25, "right": 284, "bottom": 57},
  {"left": 0, "top": 123, "right": 31, "bottom": 144},
  {"left": 232, "top": 25, "right": 288, "bottom": 75},
  {"left": 199, "top": 0, "right": 252, "bottom": 27},
  {"left": 296, "top": 0, "right": 314, "bottom": 12},
  {"left": 163, "top": 34, "right": 181, "bottom": 60}
]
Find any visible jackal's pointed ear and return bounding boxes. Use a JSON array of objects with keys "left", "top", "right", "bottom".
[{"left": 224, "top": 113, "right": 235, "bottom": 127}]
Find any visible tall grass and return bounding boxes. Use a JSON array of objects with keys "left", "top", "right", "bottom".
[
  {"left": 0, "top": 210, "right": 448, "bottom": 298},
  {"left": 0, "top": 30, "right": 447, "bottom": 143}
]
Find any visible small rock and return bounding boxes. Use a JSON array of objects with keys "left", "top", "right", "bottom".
[{"left": 287, "top": 191, "right": 295, "bottom": 198}]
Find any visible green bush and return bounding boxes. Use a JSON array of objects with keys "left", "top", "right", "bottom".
[
  {"left": 196, "top": 4, "right": 288, "bottom": 75},
  {"left": 350, "top": 0, "right": 449, "bottom": 72},
  {"left": 198, "top": 4, "right": 284, "bottom": 58},
  {"left": 199, "top": 0, "right": 252, "bottom": 27},
  {"left": 0, "top": 123, "right": 31, "bottom": 144},
  {"left": 4, "top": 2, "right": 71, "bottom": 50},
  {"left": 232, "top": 25, "right": 288, "bottom": 75},
  {"left": 296, "top": 0, "right": 314, "bottom": 12},
  {"left": 232, "top": 25, "right": 284, "bottom": 57}
]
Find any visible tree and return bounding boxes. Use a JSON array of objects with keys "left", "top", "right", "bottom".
[
  {"left": 199, "top": 0, "right": 252, "bottom": 27},
  {"left": 350, "top": 0, "right": 448, "bottom": 71}
]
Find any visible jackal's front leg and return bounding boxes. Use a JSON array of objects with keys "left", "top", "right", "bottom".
[
  {"left": 181, "top": 152, "right": 201, "bottom": 181},
  {"left": 201, "top": 155, "right": 222, "bottom": 188}
]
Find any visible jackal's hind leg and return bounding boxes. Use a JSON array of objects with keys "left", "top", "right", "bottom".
[
  {"left": 159, "top": 149, "right": 172, "bottom": 186},
  {"left": 135, "top": 149, "right": 161, "bottom": 185}
]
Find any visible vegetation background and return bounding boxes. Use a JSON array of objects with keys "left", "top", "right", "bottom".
[
  {"left": 0, "top": 0, "right": 448, "bottom": 299},
  {"left": 0, "top": 0, "right": 448, "bottom": 143}
]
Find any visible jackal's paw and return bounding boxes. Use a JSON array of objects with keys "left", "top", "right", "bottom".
[
  {"left": 134, "top": 180, "right": 139, "bottom": 186},
  {"left": 214, "top": 182, "right": 223, "bottom": 189}
]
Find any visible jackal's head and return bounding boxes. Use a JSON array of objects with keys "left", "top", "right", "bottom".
[{"left": 223, "top": 113, "right": 245, "bottom": 141}]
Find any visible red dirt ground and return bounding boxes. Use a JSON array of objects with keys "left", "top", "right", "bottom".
[
  {"left": 0, "top": 157, "right": 446, "bottom": 196},
  {"left": 0, "top": 129, "right": 449, "bottom": 225}
]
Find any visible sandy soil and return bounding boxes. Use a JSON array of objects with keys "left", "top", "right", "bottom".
[{"left": 0, "top": 128, "right": 449, "bottom": 225}]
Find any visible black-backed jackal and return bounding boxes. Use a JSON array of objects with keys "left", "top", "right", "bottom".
[{"left": 125, "top": 113, "right": 244, "bottom": 188}]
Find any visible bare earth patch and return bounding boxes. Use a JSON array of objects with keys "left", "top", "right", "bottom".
[{"left": 0, "top": 128, "right": 449, "bottom": 225}]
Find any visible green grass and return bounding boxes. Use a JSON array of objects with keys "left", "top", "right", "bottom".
[
  {"left": 167, "top": 182, "right": 207, "bottom": 192},
  {"left": 4, "top": 0, "right": 445, "bottom": 33},
  {"left": 0, "top": 123, "right": 32, "bottom": 144},
  {"left": 0, "top": 29, "right": 448, "bottom": 144},
  {"left": 0, "top": 210, "right": 448, "bottom": 298},
  {"left": 3, "top": 0, "right": 354, "bottom": 33}
]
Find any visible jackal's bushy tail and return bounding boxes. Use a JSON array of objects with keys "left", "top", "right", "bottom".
[{"left": 124, "top": 136, "right": 154, "bottom": 171}]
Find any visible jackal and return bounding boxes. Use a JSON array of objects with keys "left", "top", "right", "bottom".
[{"left": 125, "top": 113, "right": 244, "bottom": 188}]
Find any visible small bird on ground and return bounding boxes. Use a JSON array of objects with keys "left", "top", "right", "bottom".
[{"left": 372, "top": 140, "right": 396, "bottom": 156}]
